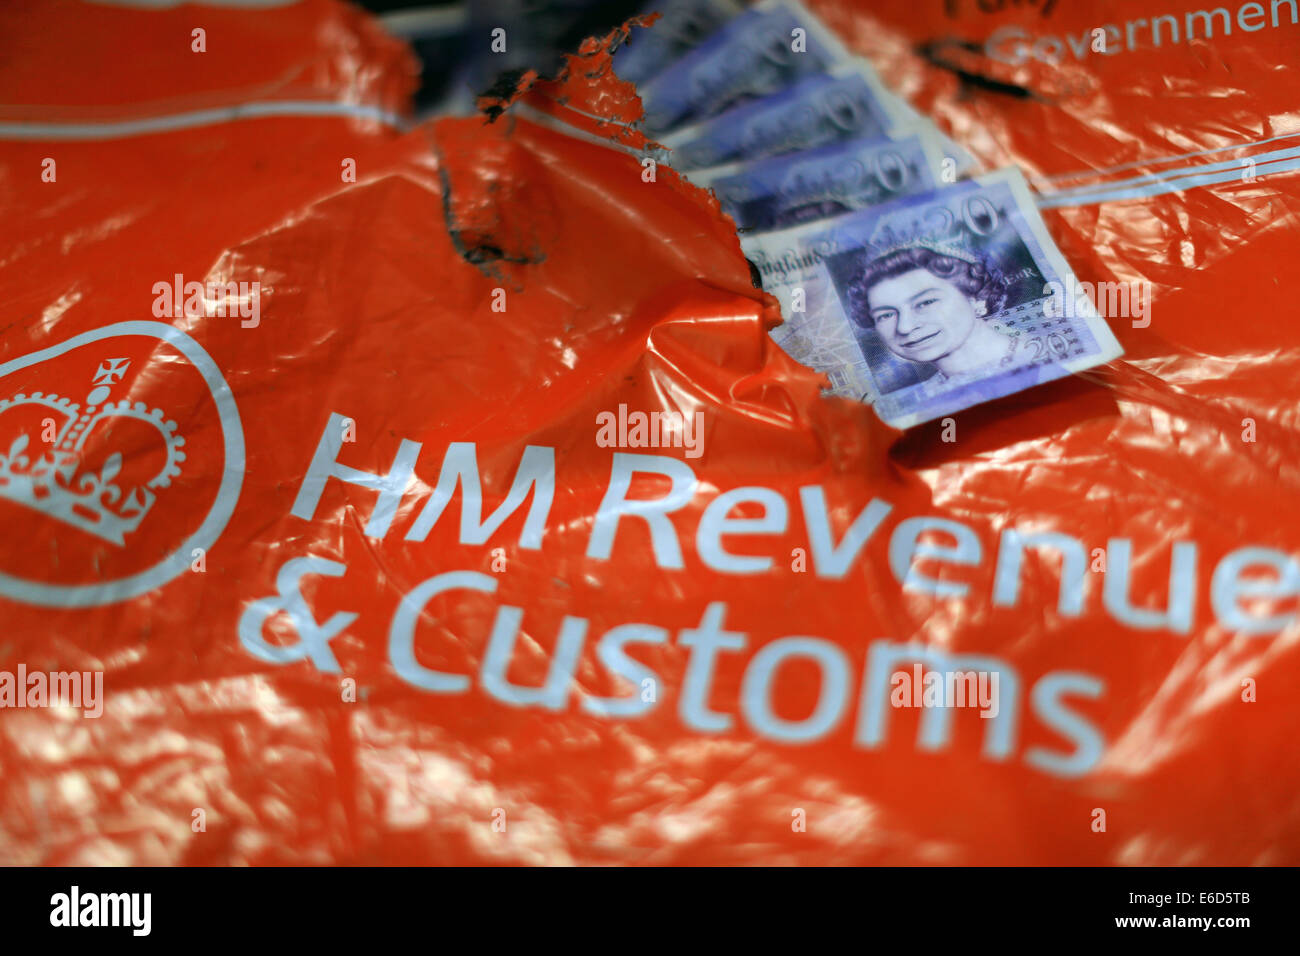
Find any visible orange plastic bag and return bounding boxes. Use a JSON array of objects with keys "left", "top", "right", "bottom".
[{"left": 0, "top": 0, "right": 1298, "bottom": 865}]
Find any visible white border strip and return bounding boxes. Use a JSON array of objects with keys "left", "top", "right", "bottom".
[
  {"left": 1033, "top": 129, "right": 1300, "bottom": 186},
  {"left": 0, "top": 101, "right": 409, "bottom": 141},
  {"left": 1040, "top": 149, "right": 1300, "bottom": 208},
  {"left": 1043, "top": 143, "right": 1300, "bottom": 203}
]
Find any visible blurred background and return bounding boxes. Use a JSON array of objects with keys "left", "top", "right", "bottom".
[{"left": 359, "top": 1, "right": 647, "bottom": 114}]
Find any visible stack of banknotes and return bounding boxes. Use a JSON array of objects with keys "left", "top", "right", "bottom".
[{"left": 624, "top": 0, "right": 1123, "bottom": 428}]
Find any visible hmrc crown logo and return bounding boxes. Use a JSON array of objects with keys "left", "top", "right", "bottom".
[
  {"left": 0, "top": 322, "right": 244, "bottom": 609},
  {"left": 0, "top": 358, "right": 186, "bottom": 546}
]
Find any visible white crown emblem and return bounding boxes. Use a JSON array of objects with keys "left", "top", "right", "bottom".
[{"left": 0, "top": 358, "right": 186, "bottom": 546}]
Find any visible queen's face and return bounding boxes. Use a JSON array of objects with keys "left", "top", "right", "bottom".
[{"left": 866, "top": 268, "right": 980, "bottom": 364}]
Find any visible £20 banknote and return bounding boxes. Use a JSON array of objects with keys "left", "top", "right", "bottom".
[
  {"left": 637, "top": 0, "right": 858, "bottom": 134},
  {"left": 616, "top": 0, "right": 744, "bottom": 88},
  {"left": 743, "top": 168, "right": 1124, "bottom": 428},
  {"left": 690, "top": 131, "right": 952, "bottom": 232},
  {"left": 656, "top": 67, "right": 902, "bottom": 171}
]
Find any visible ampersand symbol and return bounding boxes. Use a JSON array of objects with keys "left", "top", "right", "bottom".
[{"left": 238, "top": 556, "right": 357, "bottom": 673}]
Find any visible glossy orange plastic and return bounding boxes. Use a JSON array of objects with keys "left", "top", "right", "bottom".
[{"left": 0, "top": 0, "right": 1297, "bottom": 864}]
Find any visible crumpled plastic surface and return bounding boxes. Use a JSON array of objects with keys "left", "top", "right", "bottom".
[{"left": 0, "top": 0, "right": 1298, "bottom": 864}]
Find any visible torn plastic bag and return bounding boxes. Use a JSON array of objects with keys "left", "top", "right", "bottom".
[{"left": 0, "top": 0, "right": 1298, "bottom": 865}]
